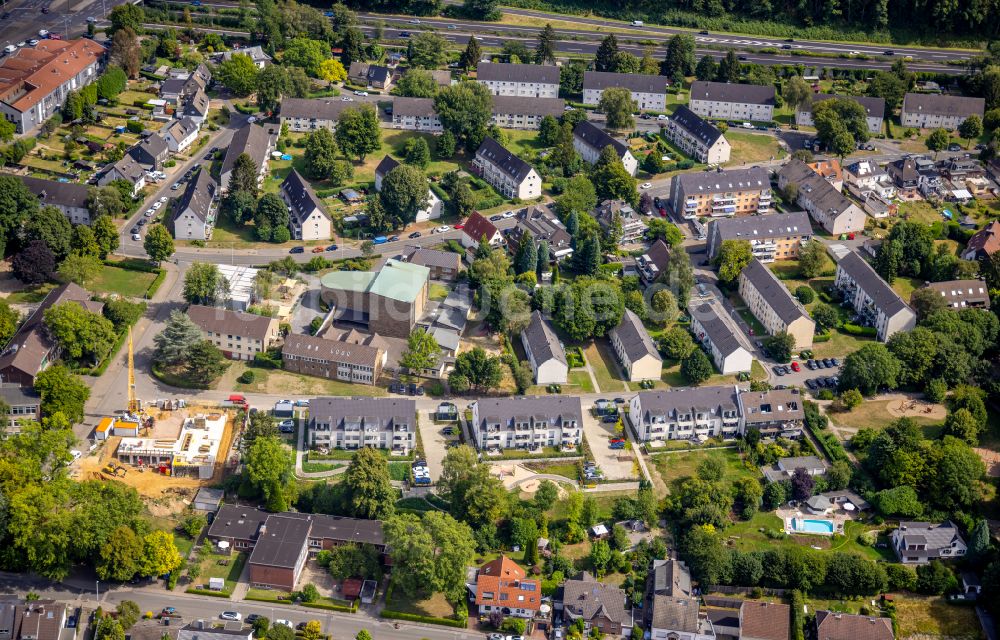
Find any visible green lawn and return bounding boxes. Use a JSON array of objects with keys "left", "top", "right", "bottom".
[
  {"left": 723, "top": 512, "right": 894, "bottom": 561},
  {"left": 4, "top": 282, "right": 56, "bottom": 303},
  {"left": 504, "top": 128, "right": 545, "bottom": 156},
  {"left": 90, "top": 264, "right": 157, "bottom": 298},
  {"left": 523, "top": 461, "right": 581, "bottom": 480},
  {"left": 584, "top": 341, "right": 627, "bottom": 393},
  {"left": 187, "top": 551, "right": 247, "bottom": 596},
  {"left": 388, "top": 461, "right": 411, "bottom": 481},
  {"left": 567, "top": 370, "right": 596, "bottom": 393},
  {"left": 725, "top": 130, "right": 786, "bottom": 165},
  {"left": 895, "top": 595, "right": 984, "bottom": 639},
  {"left": 301, "top": 455, "right": 345, "bottom": 473},
  {"left": 428, "top": 283, "right": 449, "bottom": 301},
  {"left": 652, "top": 447, "right": 756, "bottom": 490},
  {"left": 225, "top": 362, "right": 387, "bottom": 396},
  {"left": 829, "top": 398, "right": 943, "bottom": 434},
  {"left": 897, "top": 199, "right": 945, "bottom": 225},
  {"left": 891, "top": 276, "right": 922, "bottom": 302},
  {"left": 384, "top": 585, "right": 456, "bottom": 619}
]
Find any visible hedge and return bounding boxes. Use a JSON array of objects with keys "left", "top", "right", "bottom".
[
  {"left": 841, "top": 322, "right": 878, "bottom": 337},
  {"left": 185, "top": 588, "right": 231, "bottom": 598},
  {"left": 302, "top": 599, "right": 358, "bottom": 613},
  {"left": 145, "top": 269, "right": 167, "bottom": 299},
  {"left": 813, "top": 332, "right": 832, "bottom": 343},
  {"left": 379, "top": 610, "right": 467, "bottom": 628}
]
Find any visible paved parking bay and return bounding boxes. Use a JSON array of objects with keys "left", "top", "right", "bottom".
[
  {"left": 417, "top": 409, "right": 456, "bottom": 482},
  {"left": 581, "top": 403, "right": 636, "bottom": 481}
]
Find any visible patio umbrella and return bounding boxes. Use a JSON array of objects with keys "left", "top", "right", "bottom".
[{"left": 843, "top": 502, "right": 856, "bottom": 511}]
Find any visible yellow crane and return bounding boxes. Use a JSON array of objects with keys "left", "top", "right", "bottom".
[{"left": 127, "top": 326, "right": 140, "bottom": 416}]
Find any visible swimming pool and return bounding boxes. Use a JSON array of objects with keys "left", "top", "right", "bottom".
[{"left": 792, "top": 518, "right": 835, "bottom": 534}]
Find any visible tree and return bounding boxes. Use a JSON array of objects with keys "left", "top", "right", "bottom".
[
  {"left": 338, "top": 27, "right": 366, "bottom": 68},
  {"left": 256, "top": 65, "right": 290, "bottom": 114},
  {"left": 661, "top": 34, "right": 695, "bottom": 82},
  {"left": 589, "top": 539, "right": 611, "bottom": 574},
  {"left": 96, "top": 526, "right": 143, "bottom": 581},
  {"left": 344, "top": 447, "right": 396, "bottom": 520},
  {"left": 0, "top": 175, "right": 37, "bottom": 255},
  {"left": 926, "top": 128, "right": 951, "bottom": 156},
  {"left": 783, "top": 76, "right": 813, "bottom": 111},
  {"left": 400, "top": 329, "right": 441, "bottom": 375},
  {"left": 958, "top": 115, "right": 983, "bottom": 147},
  {"left": 217, "top": 53, "right": 259, "bottom": 96},
  {"left": 139, "top": 530, "right": 182, "bottom": 578},
  {"left": 93, "top": 216, "right": 120, "bottom": 259},
  {"left": 598, "top": 87, "right": 637, "bottom": 131},
  {"left": 228, "top": 153, "right": 260, "bottom": 198},
  {"left": 183, "top": 263, "right": 227, "bottom": 306},
  {"left": 536, "top": 23, "right": 557, "bottom": 65},
  {"left": 115, "top": 601, "right": 140, "bottom": 630},
  {"left": 283, "top": 38, "right": 329, "bottom": 77},
  {"left": 591, "top": 145, "right": 637, "bottom": 205},
  {"left": 434, "top": 81, "right": 493, "bottom": 149},
  {"left": 33, "top": 365, "right": 88, "bottom": 422},
  {"left": 916, "top": 561, "right": 955, "bottom": 595},
  {"left": 185, "top": 341, "right": 228, "bottom": 384},
  {"left": 110, "top": 30, "right": 141, "bottom": 78},
  {"left": 304, "top": 128, "right": 340, "bottom": 180},
  {"left": 404, "top": 137, "right": 431, "bottom": 168},
  {"left": 182, "top": 514, "right": 208, "bottom": 539},
  {"left": 450, "top": 347, "right": 502, "bottom": 393},
  {"left": 436, "top": 131, "right": 457, "bottom": 158},
  {"left": 695, "top": 55, "right": 718, "bottom": 81},
  {"left": 795, "top": 286, "right": 815, "bottom": 305},
  {"left": 381, "top": 165, "right": 429, "bottom": 225},
  {"left": 514, "top": 233, "right": 538, "bottom": 275},
  {"left": 451, "top": 182, "right": 476, "bottom": 219},
  {"left": 459, "top": 35, "right": 482, "bottom": 71},
  {"left": 533, "top": 480, "right": 558, "bottom": 512},
  {"left": 109, "top": 4, "right": 143, "bottom": 34},
  {"left": 58, "top": 254, "right": 102, "bottom": 288},
  {"left": 811, "top": 303, "right": 839, "bottom": 331},
  {"left": 154, "top": 310, "right": 203, "bottom": 366},
  {"left": 254, "top": 193, "right": 290, "bottom": 242},
  {"left": 798, "top": 240, "right": 831, "bottom": 278},
  {"left": 716, "top": 50, "right": 741, "bottom": 83},
  {"left": 225, "top": 189, "right": 259, "bottom": 226},
  {"left": 927, "top": 436, "right": 986, "bottom": 511},
  {"left": 872, "top": 485, "right": 923, "bottom": 517},
  {"left": 24, "top": 206, "right": 72, "bottom": 261},
  {"left": 336, "top": 105, "right": 381, "bottom": 162},
  {"left": 144, "top": 225, "right": 174, "bottom": 262},
  {"left": 762, "top": 332, "right": 795, "bottom": 363},
  {"left": 812, "top": 98, "right": 870, "bottom": 155},
  {"left": 394, "top": 69, "right": 438, "bottom": 98},
  {"left": 244, "top": 435, "right": 295, "bottom": 512},
  {"left": 12, "top": 241, "right": 55, "bottom": 286},
  {"left": 594, "top": 34, "right": 619, "bottom": 72},
  {"left": 324, "top": 543, "right": 381, "bottom": 580},
  {"left": 0, "top": 300, "right": 19, "bottom": 347},
  {"left": 681, "top": 349, "right": 713, "bottom": 383},
  {"left": 839, "top": 343, "right": 900, "bottom": 395},
  {"left": 790, "top": 467, "right": 814, "bottom": 500},
  {"left": 71, "top": 224, "right": 101, "bottom": 259},
  {"left": 967, "top": 520, "right": 991, "bottom": 560},
  {"left": 384, "top": 512, "right": 475, "bottom": 601},
  {"left": 762, "top": 481, "right": 787, "bottom": 510},
  {"left": 409, "top": 32, "right": 448, "bottom": 69},
  {"left": 716, "top": 239, "right": 752, "bottom": 284},
  {"left": 866, "top": 71, "right": 906, "bottom": 111},
  {"left": 318, "top": 58, "right": 347, "bottom": 84},
  {"left": 840, "top": 388, "right": 863, "bottom": 410},
  {"left": 44, "top": 302, "right": 116, "bottom": 364}
]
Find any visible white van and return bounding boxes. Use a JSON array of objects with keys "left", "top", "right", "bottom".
[{"left": 632, "top": 20, "right": 644, "bottom": 26}]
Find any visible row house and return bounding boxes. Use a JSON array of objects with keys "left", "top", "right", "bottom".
[
  {"left": 472, "top": 136, "right": 542, "bottom": 200},
  {"left": 707, "top": 210, "right": 812, "bottom": 262},
  {"left": 665, "top": 105, "right": 731, "bottom": 165},
  {"left": 279, "top": 98, "right": 351, "bottom": 132},
  {"left": 307, "top": 397, "right": 416, "bottom": 453},
  {"left": 476, "top": 62, "right": 559, "bottom": 98},
  {"left": 795, "top": 93, "right": 885, "bottom": 133},
  {"left": 688, "top": 81, "right": 776, "bottom": 122},
  {"left": 608, "top": 308, "right": 662, "bottom": 382},
  {"left": 670, "top": 166, "right": 771, "bottom": 219},
  {"left": 738, "top": 258, "right": 815, "bottom": 349},
  {"left": 521, "top": 310, "right": 567, "bottom": 384},
  {"left": 900, "top": 93, "right": 985, "bottom": 130},
  {"left": 390, "top": 97, "right": 442, "bottom": 132},
  {"left": 777, "top": 160, "right": 865, "bottom": 235},
  {"left": 469, "top": 395, "right": 582, "bottom": 451},
  {"left": 491, "top": 95, "right": 565, "bottom": 130},
  {"left": 582, "top": 71, "right": 668, "bottom": 111},
  {"left": 162, "top": 116, "right": 200, "bottom": 153},
  {"left": 833, "top": 250, "right": 916, "bottom": 341}
]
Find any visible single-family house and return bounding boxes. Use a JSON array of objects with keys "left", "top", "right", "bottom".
[
  {"left": 892, "top": 521, "right": 967, "bottom": 564},
  {"left": 281, "top": 169, "right": 333, "bottom": 241},
  {"left": 521, "top": 310, "right": 567, "bottom": 384},
  {"left": 609, "top": 308, "right": 662, "bottom": 382}
]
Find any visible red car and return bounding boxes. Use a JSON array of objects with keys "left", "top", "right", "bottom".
[
  {"left": 455, "top": 223, "right": 465, "bottom": 229},
  {"left": 658, "top": 207, "right": 667, "bottom": 217},
  {"left": 790, "top": 362, "right": 801, "bottom": 372},
  {"left": 311, "top": 246, "right": 324, "bottom": 253}
]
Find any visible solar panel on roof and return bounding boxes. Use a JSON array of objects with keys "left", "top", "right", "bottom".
[{"left": 520, "top": 583, "right": 537, "bottom": 591}]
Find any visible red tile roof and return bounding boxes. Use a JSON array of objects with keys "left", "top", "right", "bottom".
[
  {"left": 463, "top": 211, "right": 499, "bottom": 245},
  {"left": 966, "top": 220, "right": 1000, "bottom": 258},
  {"left": 740, "top": 601, "right": 791, "bottom": 640},
  {"left": 0, "top": 39, "right": 105, "bottom": 113},
  {"left": 475, "top": 556, "right": 541, "bottom": 612}
]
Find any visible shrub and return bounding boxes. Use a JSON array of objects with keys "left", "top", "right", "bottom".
[
  {"left": 238, "top": 370, "right": 255, "bottom": 384},
  {"left": 795, "top": 286, "right": 815, "bottom": 304}
]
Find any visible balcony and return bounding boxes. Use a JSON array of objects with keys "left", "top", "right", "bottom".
[
  {"left": 684, "top": 199, "right": 698, "bottom": 210},
  {"left": 712, "top": 195, "right": 737, "bottom": 205}
]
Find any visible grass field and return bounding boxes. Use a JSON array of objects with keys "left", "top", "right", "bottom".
[
  {"left": 385, "top": 587, "right": 456, "bottom": 619},
  {"left": 568, "top": 370, "right": 596, "bottom": 393},
  {"left": 224, "top": 362, "right": 387, "bottom": 396},
  {"left": 725, "top": 131, "right": 786, "bottom": 165},
  {"left": 585, "top": 341, "right": 627, "bottom": 392},
  {"left": 829, "top": 398, "right": 943, "bottom": 434},
  {"left": 723, "top": 512, "right": 893, "bottom": 561},
  {"left": 90, "top": 264, "right": 157, "bottom": 298},
  {"left": 652, "top": 447, "right": 755, "bottom": 490},
  {"left": 897, "top": 199, "right": 945, "bottom": 225},
  {"left": 894, "top": 596, "right": 984, "bottom": 639},
  {"left": 4, "top": 282, "right": 56, "bottom": 303},
  {"left": 187, "top": 551, "right": 247, "bottom": 596},
  {"left": 523, "top": 461, "right": 581, "bottom": 480},
  {"left": 891, "top": 276, "right": 922, "bottom": 302}
]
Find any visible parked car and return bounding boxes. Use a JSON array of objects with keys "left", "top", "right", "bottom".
[
  {"left": 326, "top": 244, "right": 339, "bottom": 251},
  {"left": 311, "top": 246, "right": 324, "bottom": 253},
  {"left": 289, "top": 246, "right": 304, "bottom": 254},
  {"left": 805, "top": 379, "right": 817, "bottom": 389},
  {"left": 373, "top": 235, "right": 387, "bottom": 244},
  {"left": 830, "top": 358, "right": 840, "bottom": 366},
  {"left": 278, "top": 420, "right": 294, "bottom": 433},
  {"left": 489, "top": 215, "right": 503, "bottom": 221},
  {"left": 274, "top": 620, "right": 292, "bottom": 629},
  {"left": 219, "top": 613, "right": 241, "bottom": 622},
  {"left": 408, "top": 231, "right": 421, "bottom": 239},
  {"left": 773, "top": 366, "right": 786, "bottom": 376},
  {"left": 790, "top": 362, "right": 800, "bottom": 372},
  {"left": 131, "top": 233, "right": 140, "bottom": 241},
  {"left": 245, "top": 615, "right": 260, "bottom": 625}
]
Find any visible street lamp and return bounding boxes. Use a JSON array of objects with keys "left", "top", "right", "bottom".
[{"left": 95, "top": 581, "right": 100, "bottom": 602}]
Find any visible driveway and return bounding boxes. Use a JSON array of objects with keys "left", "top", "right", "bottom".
[
  {"left": 580, "top": 404, "right": 636, "bottom": 481},
  {"left": 417, "top": 409, "right": 453, "bottom": 483}
]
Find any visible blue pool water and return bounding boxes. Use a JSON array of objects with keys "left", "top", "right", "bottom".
[{"left": 793, "top": 518, "right": 834, "bottom": 534}]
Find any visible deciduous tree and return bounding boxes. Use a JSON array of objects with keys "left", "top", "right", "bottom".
[
  {"left": 344, "top": 447, "right": 395, "bottom": 520},
  {"left": 336, "top": 105, "right": 381, "bottom": 162},
  {"left": 597, "top": 87, "right": 637, "bottom": 131}
]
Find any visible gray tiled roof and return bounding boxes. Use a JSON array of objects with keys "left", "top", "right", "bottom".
[
  {"left": 21, "top": 176, "right": 88, "bottom": 210},
  {"left": 248, "top": 514, "right": 312, "bottom": 568},
  {"left": 512, "top": 204, "right": 572, "bottom": 252},
  {"left": 835, "top": 251, "right": 909, "bottom": 317},
  {"left": 896, "top": 521, "right": 964, "bottom": 555},
  {"left": 573, "top": 120, "right": 628, "bottom": 158},
  {"left": 185, "top": 89, "right": 210, "bottom": 117},
  {"left": 651, "top": 596, "right": 700, "bottom": 633},
  {"left": 652, "top": 559, "right": 691, "bottom": 597},
  {"left": 491, "top": 95, "right": 566, "bottom": 118},
  {"left": 282, "top": 332, "right": 383, "bottom": 369},
  {"left": 166, "top": 116, "right": 198, "bottom": 141},
  {"left": 804, "top": 93, "right": 886, "bottom": 118},
  {"left": 207, "top": 505, "right": 267, "bottom": 541},
  {"left": 474, "top": 395, "right": 582, "bottom": 430},
  {"left": 670, "top": 105, "right": 724, "bottom": 147},
  {"left": 308, "top": 397, "right": 416, "bottom": 429},
  {"left": 676, "top": 166, "right": 770, "bottom": 195},
  {"left": 692, "top": 303, "right": 744, "bottom": 357},
  {"left": 477, "top": 62, "right": 560, "bottom": 85},
  {"left": 610, "top": 308, "right": 661, "bottom": 365},
  {"left": 174, "top": 169, "right": 217, "bottom": 225},
  {"left": 221, "top": 123, "right": 272, "bottom": 184},
  {"left": 634, "top": 386, "right": 739, "bottom": 424},
  {"left": 281, "top": 169, "right": 330, "bottom": 225},
  {"left": 109, "top": 153, "right": 146, "bottom": 182},
  {"left": 925, "top": 279, "right": 990, "bottom": 307},
  {"left": 522, "top": 310, "right": 566, "bottom": 366},
  {"left": 902, "top": 92, "right": 985, "bottom": 118},
  {"left": 740, "top": 259, "right": 810, "bottom": 325},
  {"left": 280, "top": 97, "right": 352, "bottom": 122},
  {"left": 375, "top": 155, "right": 400, "bottom": 178},
  {"left": 187, "top": 304, "right": 273, "bottom": 342},
  {"left": 476, "top": 136, "right": 535, "bottom": 182},
  {"left": 561, "top": 572, "right": 631, "bottom": 628},
  {"left": 711, "top": 211, "right": 812, "bottom": 243},
  {"left": 740, "top": 388, "right": 805, "bottom": 425},
  {"left": 779, "top": 160, "right": 854, "bottom": 217},
  {"left": 132, "top": 133, "right": 169, "bottom": 164},
  {"left": 405, "top": 247, "right": 461, "bottom": 271},
  {"left": 584, "top": 71, "right": 667, "bottom": 94},
  {"left": 392, "top": 96, "right": 436, "bottom": 117},
  {"left": 689, "top": 81, "right": 776, "bottom": 106}
]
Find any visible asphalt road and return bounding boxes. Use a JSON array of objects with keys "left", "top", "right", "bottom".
[{"left": 0, "top": 0, "right": 112, "bottom": 49}]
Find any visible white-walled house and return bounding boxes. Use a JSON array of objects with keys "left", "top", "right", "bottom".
[
  {"left": 281, "top": 169, "right": 332, "bottom": 241},
  {"left": 162, "top": 116, "right": 200, "bottom": 153},
  {"left": 472, "top": 136, "right": 542, "bottom": 200},
  {"left": 171, "top": 170, "right": 217, "bottom": 240},
  {"left": 521, "top": 311, "right": 567, "bottom": 384},
  {"left": 573, "top": 121, "right": 638, "bottom": 176}
]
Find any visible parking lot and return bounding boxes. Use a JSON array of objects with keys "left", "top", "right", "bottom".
[
  {"left": 771, "top": 357, "right": 843, "bottom": 390},
  {"left": 417, "top": 409, "right": 456, "bottom": 483},
  {"left": 581, "top": 402, "right": 637, "bottom": 481}
]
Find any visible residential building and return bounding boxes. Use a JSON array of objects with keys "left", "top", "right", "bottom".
[
  {"left": 402, "top": 247, "right": 461, "bottom": 281},
  {"left": 320, "top": 259, "right": 429, "bottom": 338},
  {"left": 962, "top": 220, "right": 1000, "bottom": 260},
  {"left": 474, "top": 556, "right": 542, "bottom": 618},
  {"left": 508, "top": 204, "right": 573, "bottom": 262},
  {"left": 307, "top": 397, "right": 415, "bottom": 452},
  {"left": 158, "top": 64, "right": 210, "bottom": 105},
  {"left": 833, "top": 251, "right": 916, "bottom": 341},
  {"left": 472, "top": 136, "right": 542, "bottom": 200},
  {"left": 665, "top": 105, "right": 731, "bottom": 165},
  {"left": 491, "top": 95, "right": 565, "bottom": 130},
  {"left": 707, "top": 211, "right": 812, "bottom": 262},
  {"left": 21, "top": 176, "right": 90, "bottom": 224},
  {"left": 188, "top": 305, "right": 279, "bottom": 361},
  {"left": 220, "top": 123, "right": 274, "bottom": 193},
  {"left": 162, "top": 116, "right": 199, "bottom": 153},
  {"left": 282, "top": 330, "right": 387, "bottom": 385},
  {"left": 281, "top": 169, "right": 333, "bottom": 241},
  {"left": 0, "top": 282, "right": 100, "bottom": 386},
  {"left": 609, "top": 309, "right": 662, "bottom": 382},
  {"left": 374, "top": 155, "right": 399, "bottom": 192},
  {"left": 348, "top": 62, "right": 393, "bottom": 90},
  {"left": 573, "top": 121, "right": 639, "bottom": 176},
  {"left": 739, "top": 388, "right": 805, "bottom": 439},
  {"left": 795, "top": 94, "right": 885, "bottom": 133},
  {"left": 560, "top": 573, "right": 633, "bottom": 636},
  {"left": 804, "top": 490, "right": 871, "bottom": 514},
  {"left": 925, "top": 279, "right": 990, "bottom": 309},
  {"left": 521, "top": 310, "right": 567, "bottom": 384},
  {"left": 887, "top": 157, "right": 921, "bottom": 196},
  {"left": 220, "top": 45, "right": 271, "bottom": 68},
  {"left": 900, "top": 93, "right": 985, "bottom": 130},
  {"left": 807, "top": 158, "right": 844, "bottom": 192},
  {"left": 595, "top": 199, "right": 647, "bottom": 243},
  {"left": 0, "top": 598, "right": 66, "bottom": 640},
  {"left": 738, "top": 259, "right": 815, "bottom": 349},
  {"left": 650, "top": 559, "right": 692, "bottom": 598},
  {"left": 476, "top": 62, "right": 559, "bottom": 98},
  {"left": 469, "top": 395, "right": 582, "bottom": 451},
  {"left": 583, "top": 71, "right": 668, "bottom": 111},
  {"left": 843, "top": 159, "right": 897, "bottom": 200},
  {"left": 892, "top": 521, "right": 967, "bottom": 564},
  {"left": 0, "top": 384, "right": 41, "bottom": 435},
  {"left": 689, "top": 303, "right": 753, "bottom": 374},
  {"left": 460, "top": 211, "right": 504, "bottom": 249},
  {"left": 176, "top": 621, "right": 252, "bottom": 640},
  {"left": 390, "top": 97, "right": 442, "bottom": 132},
  {"left": 627, "top": 386, "right": 741, "bottom": 444},
  {"left": 670, "top": 167, "right": 771, "bottom": 219},
  {"left": 98, "top": 153, "right": 146, "bottom": 196},
  {"left": 813, "top": 611, "right": 894, "bottom": 640},
  {"left": 777, "top": 160, "right": 864, "bottom": 235},
  {"left": 637, "top": 239, "right": 671, "bottom": 285},
  {"left": 171, "top": 170, "right": 217, "bottom": 241},
  {"left": 739, "top": 601, "right": 791, "bottom": 640},
  {"left": 0, "top": 39, "right": 105, "bottom": 135},
  {"left": 130, "top": 133, "right": 170, "bottom": 171},
  {"left": 183, "top": 88, "right": 210, "bottom": 124},
  {"left": 688, "top": 81, "right": 776, "bottom": 121},
  {"left": 650, "top": 596, "right": 715, "bottom": 640},
  {"left": 279, "top": 98, "right": 350, "bottom": 132},
  {"left": 761, "top": 455, "right": 829, "bottom": 483}
]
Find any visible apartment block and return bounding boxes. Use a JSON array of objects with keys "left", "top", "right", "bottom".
[
  {"left": 521, "top": 310, "right": 568, "bottom": 384},
  {"left": 688, "top": 81, "right": 776, "bottom": 122},
  {"left": 609, "top": 309, "right": 662, "bottom": 382},
  {"left": 390, "top": 97, "right": 442, "bottom": 132},
  {"left": 220, "top": 123, "right": 274, "bottom": 193},
  {"left": 582, "top": 71, "right": 668, "bottom": 111},
  {"left": 833, "top": 251, "right": 916, "bottom": 341},
  {"left": 281, "top": 169, "right": 332, "bottom": 241},
  {"left": 171, "top": 169, "right": 218, "bottom": 241},
  {"left": 282, "top": 330, "right": 388, "bottom": 385},
  {"left": 900, "top": 93, "right": 985, "bottom": 130},
  {"left": 472, "top": 136, "right": 542, "bottom": 200},
  {"left": 279, "top": 98, "right": 351, "bottom": 132},
  {"left": 738, "top": 258, "right": 815, "bottom": 349},
  {"left": 21, "top": 177, "right": 91, "bottom": 225},
  {"left": 627, "top": 386, "right": 742, "bottom": 444},
  {"left": 187, "top": 304, "right": 279, "bottom": 361},
  {"left": 469, "top": 395, "right": 582, "bottom": 451},
  {"left": 307, "top": 397, "right": 416, "bottom": 452},
  {"left": 689, "top": 303, "right": 753, "bottom": 374},
  {"left": 665, "top": 105, "right": 731, "bottom": 165},
  {"left": 491, "top": 95, "right": 565, "bottom": 130},
  {"left": 777, "top": 160, "right": 865, "bottom": 235},
  {"left": 595, "top": 199, "right": 647, "bottom": 244},
  {"left": 795, "top": 94, "right": 885, "bottom": 133},
  {"left": 670, "top": 166, "right": 771, "bottom": 219},
  {"left": 707, "top": 211, "right": 812, "bottom": 262},
  {"left": 476, "top": 62, "right": 559, "bottom": 98},
  {"left": 573, "top": 121, "right": 639, "bottom": 176}
]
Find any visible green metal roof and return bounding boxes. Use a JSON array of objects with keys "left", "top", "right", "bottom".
[
  {"left": 368, "top": 260, "right": 430, "bottom": 303},
  {"left": 320, "top": 271, "right": 377, "bottom": 292}
]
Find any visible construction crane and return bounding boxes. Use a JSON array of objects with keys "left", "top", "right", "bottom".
[{"left": 127, "top": 327, "right": 140, "bottom": 416}]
